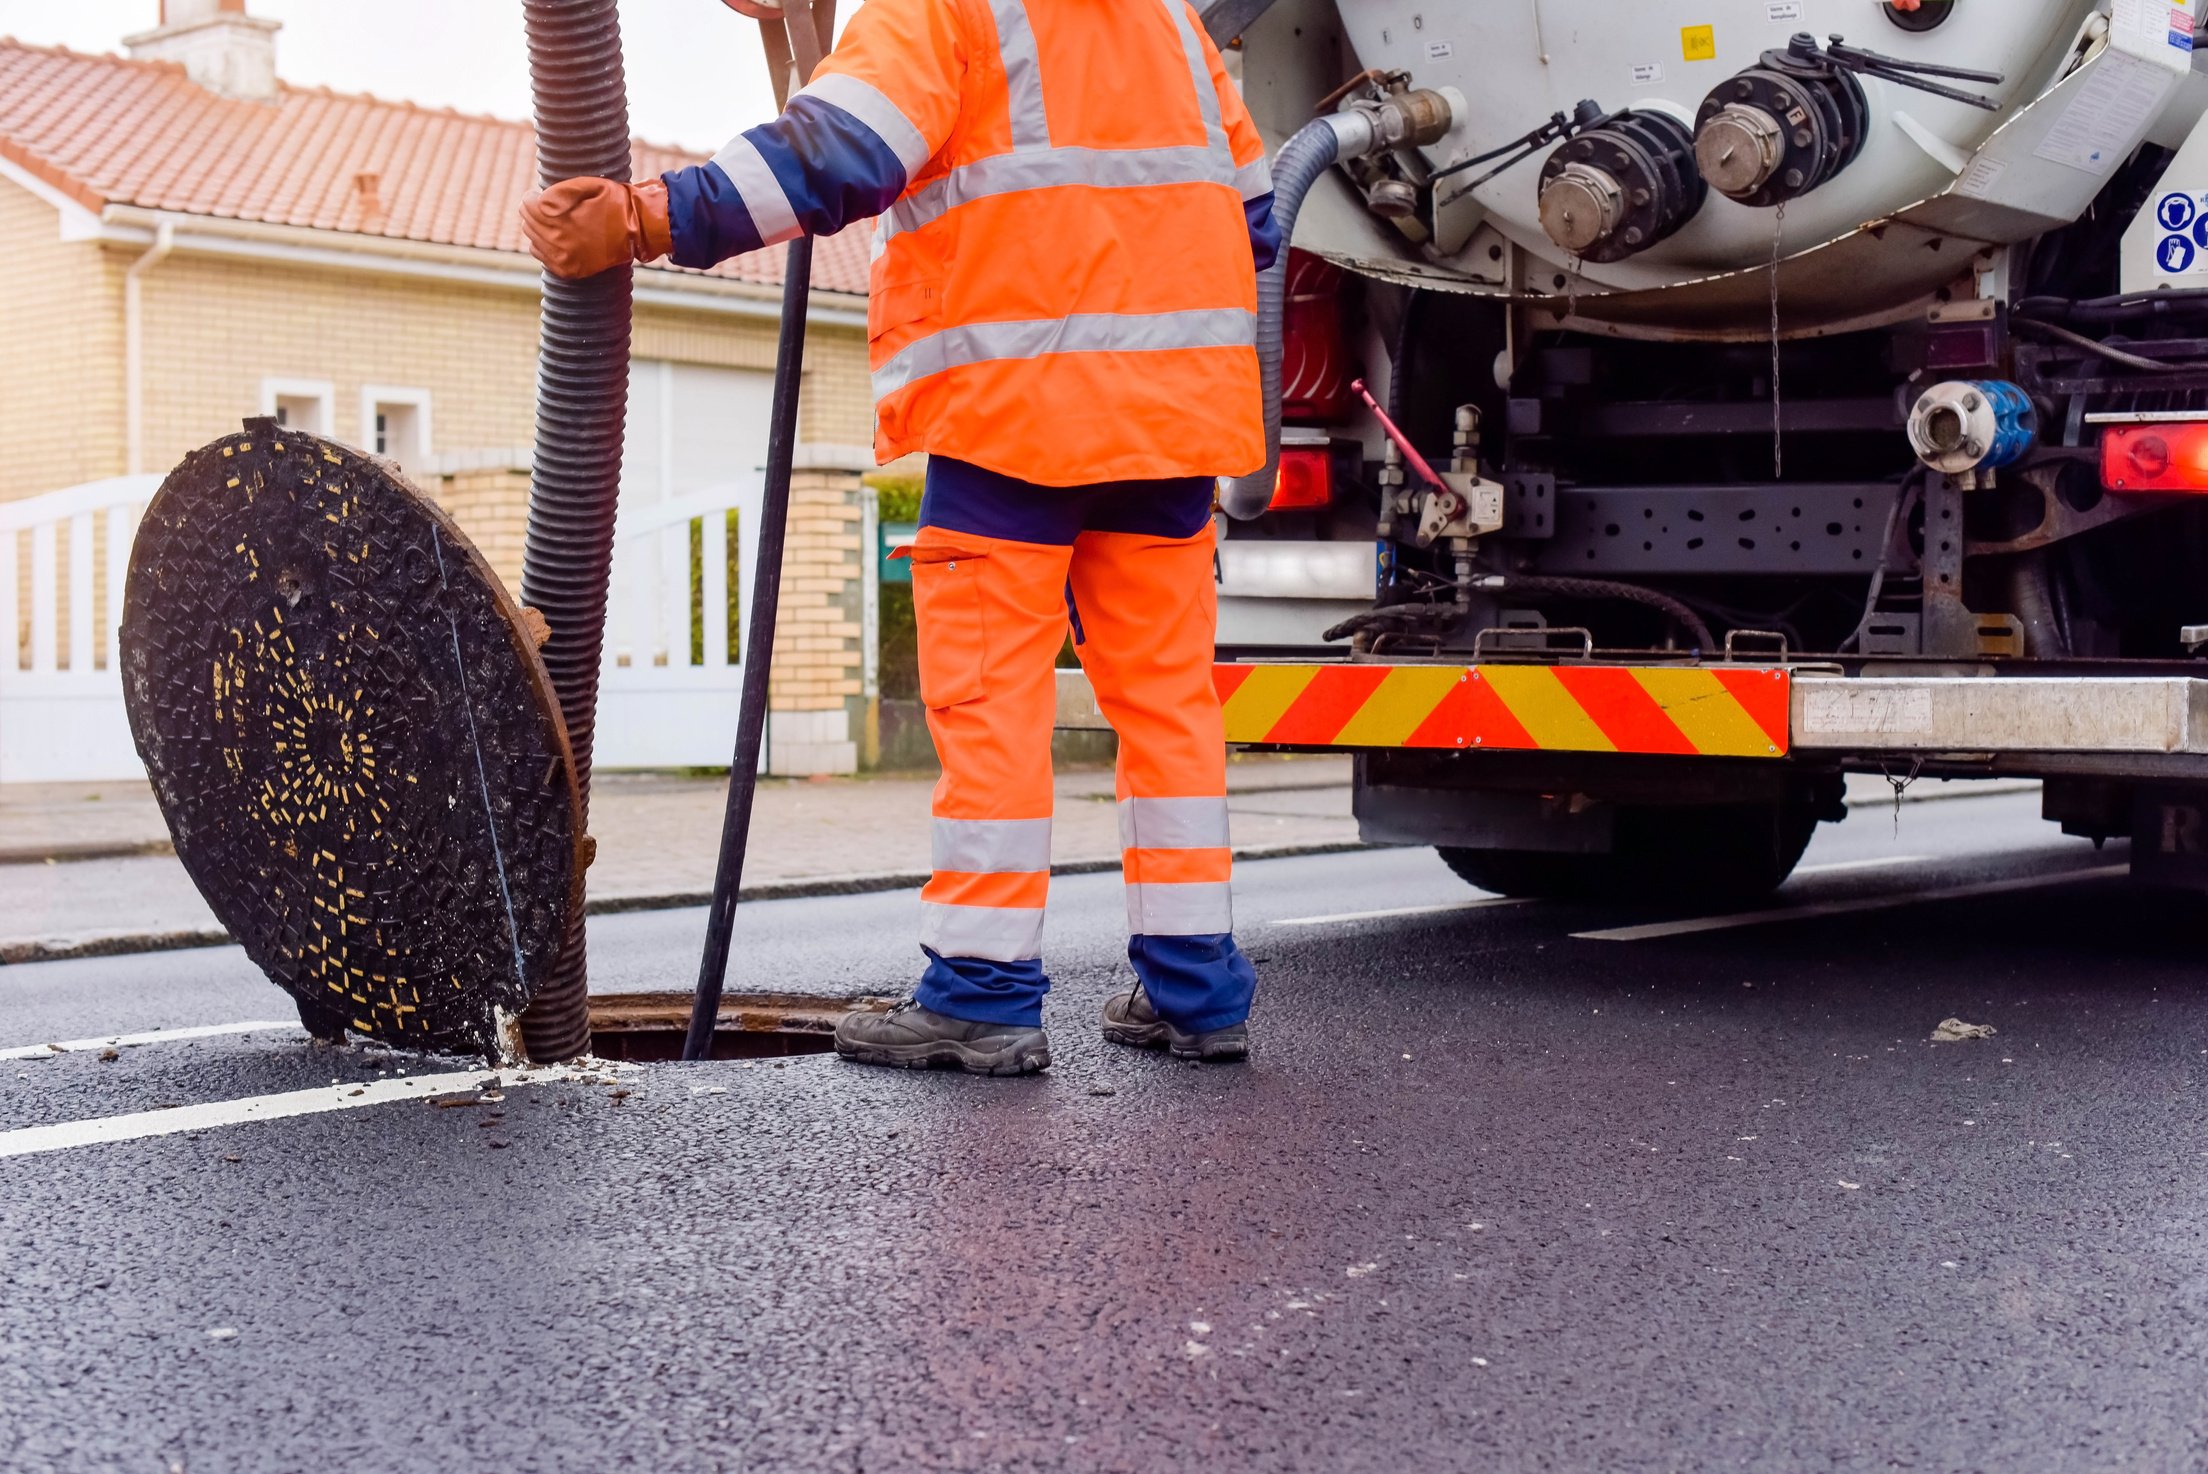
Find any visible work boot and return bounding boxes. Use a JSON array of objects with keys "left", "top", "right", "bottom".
[
  {"left": 1100, "top": 984, "right": 1249, "bottom": 1063},
  {"left": 833, "top": 999, "right": 1051, "bottom": 1076}
]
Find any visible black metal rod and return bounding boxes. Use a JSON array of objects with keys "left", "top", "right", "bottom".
[{"left": 683, "top": 235, "right": 812, "bottom": 1062}]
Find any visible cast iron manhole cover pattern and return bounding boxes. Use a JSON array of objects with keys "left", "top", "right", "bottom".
[{"left": 121, "top": 420, "right": 582, "bottom": 1055}]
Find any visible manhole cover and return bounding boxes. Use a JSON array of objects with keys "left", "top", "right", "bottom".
[
  {"left": 120, "top": 420, "right": 582, "bottom": 1055},
  {"left": 587, "top": 991, "right": 892, "bottom": 1060}
]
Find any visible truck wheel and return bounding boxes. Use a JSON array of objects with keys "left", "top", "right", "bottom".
[{"left": 1437, "top": 802, "right": 1817, "bottom": 904}]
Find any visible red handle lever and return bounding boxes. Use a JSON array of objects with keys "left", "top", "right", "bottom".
[{"left": 1350, "top": 378, "right": 1450, "bottom": 493}]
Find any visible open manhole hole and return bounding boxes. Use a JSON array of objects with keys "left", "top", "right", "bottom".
[{"left": 586, "top": 991, "right": 894, "bottom": 1062}]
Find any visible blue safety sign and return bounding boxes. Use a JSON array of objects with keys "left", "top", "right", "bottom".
[
  {"left": 2160, "top": 233, "right": 2198, "bottom": 273},
  {"left": 2159, "top": 192, "right": 2197, "bottom": 231}
]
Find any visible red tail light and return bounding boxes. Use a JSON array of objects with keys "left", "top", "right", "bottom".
[
  {"left": 2103, "top": 423, "right": 2208, "bottom": 492},
  {"left": 1281, "top": 250, "right": 1351, "bottom": 423},
  {"left": 1269, "top": 444, "right": 1334, "bottom": 511}
]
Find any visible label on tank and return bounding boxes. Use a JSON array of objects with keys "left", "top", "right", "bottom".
[
  {"left": 2112, "top": 0, "right": 2197, "bottom": 67},
  {"left": 2158, "top": 233, "right": 2199, "bottom": 274},
  {"left": 2034, "top": 53, "right": 2178, "bottom": 173},
  {"left": 1765, "top": 2, "right": 1803, "bottom": 20},
  {"left": 1630, "top": 61, "right": 1664, "bottom": 84},
  {"left": 1680, "top": 24, "right": 1717, "bottom": 61}
]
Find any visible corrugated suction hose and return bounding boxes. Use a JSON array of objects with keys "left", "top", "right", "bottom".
[
  {"left": 1219, "top": 112, "right": 1377, "bottom": 521},
  {"left": 517, "top": 0, "right": 633, "bottom": 1063}
]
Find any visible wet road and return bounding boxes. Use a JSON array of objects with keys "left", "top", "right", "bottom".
[{"left": 4, "top": 790, "right": 2205, "bottom": 1473}]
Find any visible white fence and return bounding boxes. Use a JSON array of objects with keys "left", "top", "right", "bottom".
[
  {"left": 0, "top": 476, "right": 160, "bottom": 784},
  {"left": 595, "top": 478, "right": 764, "bottom": 770},
  {"left": 0, "top": 473, "right": 761, "bottom": 785}
]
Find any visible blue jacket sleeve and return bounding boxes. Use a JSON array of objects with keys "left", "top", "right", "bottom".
[
  {"left": 1246, "top": 192, "right": 1281, "bottom": 274},
  {"left": 662, "top": 93, "right": 915, "bottom": 269}
]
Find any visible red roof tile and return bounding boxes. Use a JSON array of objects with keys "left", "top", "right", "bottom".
[{"left": 0, "top": 37, "right": 870, "bottom": 297}]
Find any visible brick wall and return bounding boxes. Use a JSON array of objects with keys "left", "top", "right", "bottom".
[
  {"left": 0, "top": 181, "right": 126, "bottom": 501},
  {"left": 439, "top": 466, "right": 532, "bottom": 591},
  {"left": 768, "top": 464, "right": 868, "bottom": 775}
]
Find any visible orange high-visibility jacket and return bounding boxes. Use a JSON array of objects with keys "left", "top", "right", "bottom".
[{"left": 660, "top": 0, "right": 1274, "bottom": 486}]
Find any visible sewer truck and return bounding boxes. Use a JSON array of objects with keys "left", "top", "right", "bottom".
[{"left": 1070, "top": 0, "right": 2208, "bottom": 900}]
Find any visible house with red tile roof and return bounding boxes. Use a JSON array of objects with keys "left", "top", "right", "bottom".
[{"left": 0, "top": 1, "right": 884, "bottom": 775}]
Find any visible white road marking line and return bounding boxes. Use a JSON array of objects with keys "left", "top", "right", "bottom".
[
  {"left": 0, "top": 1065, "right": 611, "bottom": 1159},
  {"left": 1572, "top": 864, "right": 2128, "bottom": 943},
  {"left": 1272, "top": 897, "right": 1531, "bottom": 928},
  {"left": 0, "top": 1019, "right": 302, "bottom": 1062},
  {"left": 1791, "top": 854, "right": 1931, "bottom": 877}
]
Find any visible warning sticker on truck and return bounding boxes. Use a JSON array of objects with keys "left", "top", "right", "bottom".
[{"left": 2151, "top": 190, "right": 2208, "bottom": 275}]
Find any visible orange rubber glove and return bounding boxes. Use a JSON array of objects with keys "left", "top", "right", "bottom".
[{"left": 519, "top": 178, "right": 674, "bottom": 279}]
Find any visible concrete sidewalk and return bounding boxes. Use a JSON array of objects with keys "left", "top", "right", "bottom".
[{"left": 0, "top": 756, "right": 1358, "bottom": 962}]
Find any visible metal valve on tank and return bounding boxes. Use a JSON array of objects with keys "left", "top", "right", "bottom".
[
  {"left": 1906, "top": 380, "right": 2037, "bottom": 476},
  {"left": 1694, "top": 34, "right": 1869, "bottom": 208},
  {"left": 1534, "top": 109, "right": 1707, "bottom": 263}
]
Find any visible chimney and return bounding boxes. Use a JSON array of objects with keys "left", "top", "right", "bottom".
[
  {"left": 125, "top": 0, "right": 282, "bottom": 103},
  {"left": 354, "top": 172, "right": 385, "bottom": 229}
]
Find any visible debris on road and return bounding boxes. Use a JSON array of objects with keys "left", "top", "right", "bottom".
[
  {"left": 204, "top": 1327, "right": 238, "bottom": 1341},
  {"left": 1931, "top": 1018, "right": 1998, "bottom": 1042}
]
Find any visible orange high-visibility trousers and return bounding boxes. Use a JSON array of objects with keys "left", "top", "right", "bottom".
[{"left": 906, "top": 459, "right": 1255, "bottom": 1030}]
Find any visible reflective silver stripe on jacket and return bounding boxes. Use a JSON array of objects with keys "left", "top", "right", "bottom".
[
  {"left": 709, "top": 133, "right": 800, "bottom": 245},
  {"left": 1126, "top": 881, "right": 1234, "bottom": 937},
  {"left": 880, "top": 145, "right": 1235, "bottom": 245},
  {"left": 876, "top": 0, "right": 1246, "bottom": 248},
  {"left": 1233, "top": 156, "right": 1273, "bottom": 201},
  {"left": 1119, "top": 796, "right": 1232, "bottom": 853},
  {"left": 989, "top": 0, "right": 1052, "bottom": 151},
  {"left": 796, "top": 72, "right": 934, "bottom": 178},
  {"left": 873, "top": 308, "right": 1257, "bottom": 398},
  {"left": 1158, "top": 0, "right": 1227, "bottom": 144},
  {"left": 933, "top": 817, "right": 1054, "bottom": 875},
  {"left": 921, "top": 901, "right": 1047, "bottom": 962}
]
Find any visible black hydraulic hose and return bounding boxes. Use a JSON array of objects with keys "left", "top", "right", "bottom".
[
  {"left": 1220, "top": 113, "right": 1377, "bottom": 520},
  {"left": 1487, "top": 575, "right": 1716, "bottom": 651},
  {"left": 683, "top": 238, "right": 811, "bottom": 1062},
  {"left": 2011, "top": 317, "right": 2190, "bottom": 374},
  {"left": 516, "top": 0, "right": 633, "bottom": 1064}
]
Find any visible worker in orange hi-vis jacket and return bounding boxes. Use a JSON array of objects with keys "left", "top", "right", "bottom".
[{"left": 521, "top": 0, "right": 1279, "bottom": 1075}]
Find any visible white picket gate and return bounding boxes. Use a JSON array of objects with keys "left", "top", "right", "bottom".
[
  {"left": 0, "top": 476, "right": 161, "bottom": 784},
  {"left": 593, "top": 477, "right": 765, "bottom": 770},
  {"left": 0, "top": 473, "right": 760, "bottom": 785}
]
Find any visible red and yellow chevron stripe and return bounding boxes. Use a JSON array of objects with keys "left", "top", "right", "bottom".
[{"left": 1213, "top": 663, "right": 1790, "bottom": 758}]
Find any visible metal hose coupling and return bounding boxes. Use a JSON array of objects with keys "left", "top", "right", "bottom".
[
  {"left": 516, "top": 0, "right": 635, "bottom": 1063},
  {"left": 1219, "top": 89, "right": 1455, "bottom": 521}
]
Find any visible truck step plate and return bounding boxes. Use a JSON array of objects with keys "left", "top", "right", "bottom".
[{"left": 1214, "top": 663, "right": 1791, "bottom": 758}]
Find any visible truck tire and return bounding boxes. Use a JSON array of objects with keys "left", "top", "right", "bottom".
[{"left": 1437, "top": 802, "right": 1818, "bottom": 904}]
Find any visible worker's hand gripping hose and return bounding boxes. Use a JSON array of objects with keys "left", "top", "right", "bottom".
[
  {"left": 1217, "top": 112, "right": 1375, "bottom": 521},
  {"left": 515, "top": 0, "right": 635, "bottom": 1063}
]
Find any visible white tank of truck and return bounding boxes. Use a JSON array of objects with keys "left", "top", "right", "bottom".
[{"left": 1233, "top": 0, "right": 2205, "bottom": 338}]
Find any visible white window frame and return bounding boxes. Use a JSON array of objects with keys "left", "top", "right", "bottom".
[
  {"left": 359, "top": 385, "right": 434, "bottom": 464},
  {"left": 259, "top": 376, "right": 335, "bottom": 435}
]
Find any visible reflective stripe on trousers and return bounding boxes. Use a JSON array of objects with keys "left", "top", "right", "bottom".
[
  {"left": 919, "top": 815, "right": 1052, "bottom": 962},
  {"left": 1120, "top": 795, "right": 1232, "bottom": 936}
]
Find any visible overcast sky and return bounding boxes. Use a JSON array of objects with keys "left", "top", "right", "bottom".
[{"left": 0, "top": 0, "right": 844, "bottom": 154}]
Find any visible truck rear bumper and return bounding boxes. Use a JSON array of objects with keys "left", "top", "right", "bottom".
[{"left": 1055, "top": 665, "right": 2208, "bottom": 760}]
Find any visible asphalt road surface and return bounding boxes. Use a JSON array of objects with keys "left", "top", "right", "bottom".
[{"left": 3, "top": 789, "right": 2203, "bottom": 1473}]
